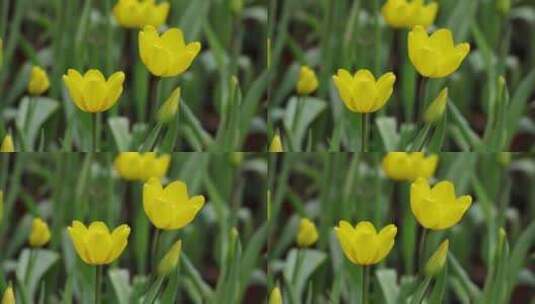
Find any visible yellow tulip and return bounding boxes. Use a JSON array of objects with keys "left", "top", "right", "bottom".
[
  {"left": 157, "top": 87, "right": 180, "bottom": 124},
  {"left": 1, "top": 284, "right": 15, "bottom": 304},
  {"left": 268, "top": 287, "right": 283, "bottom": 304},
  {"left": 0, "top": 135, "right": 14, "bottom": 152},
  {"left": 28, "top": 66, "right": 50, "bottom": 96},
  {"left": 269, "top": 134, "right": 283, "bottom": 152},
  {"left": 113, "top": 0, "right": 170, "bottom": 29},
  {"left": 425, "top": 239, "right": 449, "bottom": 277},
  {"left": 423, "top": 88, "right": 448, "bottom": 124},
  {"left": 114, "top": 152, "right": 171, "bottom": 181},
  {"left": 296, "top": 218, "right": 318, "bottom": 248},
  {"left": 296, "top": 65, "right": 318, "bottom": 95},
  {"left": 67, "top": 221, "right": 131, "bottom": 265},
  {"left": 410, "top": 178, "right": 472, "bottom": 230},
  {"left": 334, "top": 221, "right": 397, "bottom": 266},
  {"left": 62, "top": 69, "right": 125, "bottom": 113},
  {"left": 333, "top": 69, "right": 396, "bottom": 113},
  {"left": 408, "top": 26, "right": 470, "bottom": 78},
  {"left": 157, "top": 239, "right": 182, "bottom": 277},
  {"left": 382, "top": 152, "right": 438, "bottom": 181},
  {"left": 139, "top": 25, "right": 202, "bottom": 77},
  {"left": 29, "top": 217, "right": 51, "bottom": 247},
  {"left": 143, "top": 177, "right": 205, "bottom": 230},
  {"left": 382, "top": 0, "right": 438, "bottom": 29}
]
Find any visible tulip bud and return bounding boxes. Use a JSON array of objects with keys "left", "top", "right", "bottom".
[
  {"left": 28, "top": 66, "right": 50, "bottom": 96},
  {"left": 296, "top": 66, "right": 318, "bottom": 96},
  {"left": 269, "top": 286, "right": 283, "bottom": 304},
  {"left": 425, "top": 239, "right": 449, "bottom": 277},
  {"left": 230, "top": 152, "right": 244, "bottom": 167},
  {"left": 29, "top": 217, "right": 51, "bottom": 247},
  {"left": 1, "top": 283, "right": 15, "bottom": 304},
  {"left": 269, "top": 134, "right": 283, "bottom": 152},
  {"left": 157, "top": 240, "right": 182, "bottom": 277},
  {"left": 424, "top": 88, "right": 448, "bottom": 124},
  {"left": 296, "top": 218, "right": 318, "bottom": 248},
  {"left": 157, "top": 87, "right": 181, "bottom": 124},
  {"left": 231, "top": 0, "right": 243, "bottom": 15},
  {"left": 497, "top": 152, "right": 511, "bottom": 166},
  {"left": 1, "top": 134, "right": 14, "bottom": 152},
  {"left": 497, "top": 0, "right": 510, "bottom": 15}
]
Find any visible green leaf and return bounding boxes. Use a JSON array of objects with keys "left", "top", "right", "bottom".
[
  {"left": 448, "top": 253, "right": 482, "bottom": 302},
  {"left": 375, "top": 117, "right": 400, "bottom": 151},
  {"left": 16, "top": 249, "right": 59, "bottom": 301},
  {"left": 108, "top": 117, "right": 132, "bottom": 151},
  {"left": 428, "top": 264, "right": 448, "bottom": 304},
  {"left": 108, "top": 269, "right": 132, "bottom": 304},
  {"left": 375, "top": 269, "right": 400, "bottom": 304},
  {"left": 15, "top": 97, "right": 59, "bottom": 150},
  {"left": 283, "top": 248, "right": 326, "bottom": 303},
  {"left": 506, "top": 221, "right": 535, "bottom": 300},
  {"left": 283, "top": 97, "right": 327, "bottom": 151},
  {"left": 506, "top": 69, "right": 535, "bottom": 146}
]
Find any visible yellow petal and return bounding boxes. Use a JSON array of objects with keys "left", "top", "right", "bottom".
[
  {"left": 372, "top": 72, "right": 396, "bottom": 111},
  {"left": 375, "top": 224, "right": 397, "bottom": 263},
  {"left": 86, "top": 225, "right": 113, "bottom": 264},
  {"left": 107, "top": 224, "right": 131, "bottom": 263},
  {"left": 166, "top": 195, "right": 205, "bottom": 230},
  {"left": 162, "top": 180, "right": 190, "bottom": 203}
]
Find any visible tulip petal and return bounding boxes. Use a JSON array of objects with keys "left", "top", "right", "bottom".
[
  {"left": 107, "top": 224, "right": 131, "bottom": 263},
  {"left": 167, "top": 195, "right": 205, "bottom": 230},
  {"left": 430, "top": 181, "right": 457, "bottom": 202},
  {"left": 68, "top": 221, "right": 91, "bottom": 264},
  {"left": 161, "top": 28, "right": 186, "bottom": 51},
  {"left": 375, "top": 224, "right": 397, "bottom": 262},
  {"left": 372, "top": 72, "right": 396, "bottom": 111},
  {"left": 335, "top": 221, "right": 359, "bottom": 264}
]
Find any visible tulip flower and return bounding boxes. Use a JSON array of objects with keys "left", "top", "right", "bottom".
[
  {"left": 157, "top": 239, "right": 182, "bottom": 277},
  {"left": 139, "top": 25, "right": 202, "bottom": 77},
  {"left": 382, "top": 0, "right": 438, "bottom": 29},
  {"left": 269, "top": 286, "right": 283, "bottom": 304},
  {"left": 335, "top": 220, "right": 397, "bottom": 266},
  {"left": 333, "top": 69, "right": 396, "bottom": 113},
  {"left": 410, "top": 178, "right": 472, "bottom": 230},
  {"left": 28, "top": 66, "right": 50, "bottom": 96},
  {"left": 114, "top": 152, "right": 171, "bottom": 182},
  {"left": 62, "top": 69, "right": 125, "bottom": 113},
  {"left": 296, "top": 66, "right": 318, "bottom": 95},
  {"left": 143, "top": 177, "right": 205, "bottom": 230},
  {"left": 157, "top": 87, "right": 180, "bottom": 124},
  {"left": 408, "top": 26, "right": 470, "bottom": 78},
  {"left": 29, "top": 217, "right": 51, "bottom": 247},
  {"left": 425, "top": 239, "right": 449, "bottom": 277},
  {"left": 424, "top": 88, "right": 448, "bottom": 124},
  {"left": 0, "top": 135, "right": 14, "bottom": 152},
  {"left": 296, "top": 218, "right": 318, "bottom": 248},
  {"left": 269, "top": 134, "right": 283, "bottom": 152},
  {"left": 67, "top": 221, "right": 131, "bottom": 265},
  {"left": 1, "top": 284, "right": 14, "bottom": 304},
  {"left": 113, "top": 0, "right": 170, "bottom": 29},
  {"left": 382, "top": 152, "right": 438, "bottom": 181}
]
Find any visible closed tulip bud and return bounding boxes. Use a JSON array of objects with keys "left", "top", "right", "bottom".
[
  {"left": 231, "top": 0, "right": 243, "bottom": 15},
  {"left": 139, "top": 26, "right": 202, "bottom": 77},
  {"left": 425, "top": 239, "right": 449, "bottom": 277},
  {"left": 1, "top": 135, "right": 14, "bottom": 152},
  {"left": 424, "top": 88, "right": 448, "bottom": 124},
  {"left": 1, "top": 283, "right": 15, "bottom": 304},
  {"left": 296, "top": 66, "right": 318, "bottom": 95},
  {"left": 67, "top": 221, "right": 130, "bottom": 265},
  {"left": 269, "top": 286, "right": 283, "bottom": 304},
  {"left": 269, "top": 134, "right": 283, "bottom": 152},
  {"left": 113, "top": 0, "right": 170, "bottom": 29},
  {"left": 382, "top": 0, "right": 438, "bottom": 29},
  {"left": 230, "top": 152, "right": 244, "bottom": 167},
  {"left": 29, "top": 217, "right": 51, "bottom": 247},
  {"left": 158, "top": 87, "right": 180, "bottom": 124},
  {"left": 411, "top": 178, "right": 472, "bottom": 230},
  {"left": 333, "top": 69, "right": 396, "bottom": 113},
  {"left": 497, "top": 0, "right": 510, "bottom": 15},
  {"left": 63, "top": 69, "right": 125, "bottom": 113},
  {"left": 382, "top": 152, "right": 438, "bottom": 181},
  {"left": 409, "top": 26, "right": 470, "bottom": 78},
  {"left": 114, "top": 152, "right": 171, "bottom": 182},
  {"left": 157, "top": 239, "right": 182, "bottom": 277},
  {"left": 297, "top": 218, "right": 318, "bottom": 248},
  {"left": 497, "top": 152, "right": 511, "bottom": 166},
  {"left": 28, "top": 66, "right": 50, "bottom": 96},
  {"left": 335, "top": 221, "right": 397, "bottom": 266},
  {"left": 143, "top": 178, "right": 205, "bottom": 230}
]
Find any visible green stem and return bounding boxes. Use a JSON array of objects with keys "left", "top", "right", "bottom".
[
  {"left": 292, "top": 248, "right": 303, "bottom": 285},
  {"left": 418, "top": 228, "right": 428, "bottom": 272},
  {"left": 94, "top": 265, "right": 102, "bottom": 304},
  {"left": 361, "top": 113, "right": 370, "bottom": 152},
  {"left": 410, "top": 276, "right": 432, "bottom": 304},
  {"left": 418, "top": 77, "right": 428, "bottom": 120},
  {"left": 415, "top": 124, "right": 432, "bottom": 151},
  {"left": 152, "top": 78, "right": 163, "bottom": 121},
  {"left": 24, "top": 248, "right": 35, "bottom": 285},
  {"left": 362, "top": 265, "right": 370, "bottom": 304},
  {"left": 292, "top": 96, "right": 304, "bottom": 151},
  {"left": 92, "top": 113, "right": 101, "bottom": 152},
  {"left": 151, "top": 228, "right": 161, "bottom": 273}
]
